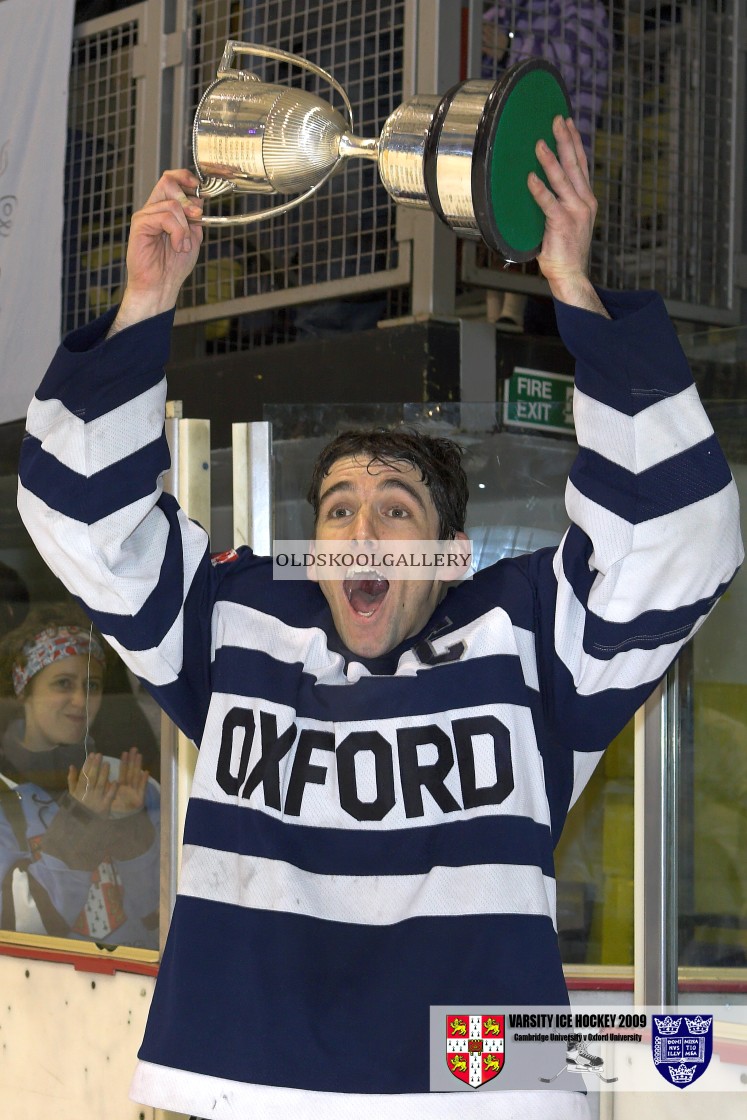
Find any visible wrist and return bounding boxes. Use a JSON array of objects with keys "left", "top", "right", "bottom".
[
  {"left": 547, "top": 273, "right": 609, "bottom": 318},
  {"left": 107, "top": 287, "right": 178, "bottom": 338}
]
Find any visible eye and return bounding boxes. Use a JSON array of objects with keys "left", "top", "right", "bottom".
[
  {"left": 328, "top": 505, "right": 352, "bottom": 519},
  {"left": 387, "top": 505, "right": 409, "bottom": 519},
  {"left": 87, "top": 680, "right": 103, "bottom": 694}
]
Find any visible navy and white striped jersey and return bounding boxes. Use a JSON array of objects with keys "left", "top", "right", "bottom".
[{"left": 18, "top": 289, "right": 742, "bottom": 1120}]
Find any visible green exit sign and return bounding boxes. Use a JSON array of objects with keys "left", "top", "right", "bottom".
[{"left": 503, "top": 366, "right": 575, "bottom": 435}]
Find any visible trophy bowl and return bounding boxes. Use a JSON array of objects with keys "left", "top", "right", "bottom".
[
  {"left": 193, "top": 42, "right": 571, "bottom": 262},
  {"left": 192, "top": 43, "right": 362, "bottom": 205}
]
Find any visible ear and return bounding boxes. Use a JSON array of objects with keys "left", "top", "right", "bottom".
[{"left": 440, "top": 531, "right": 472, "bottom": 583}]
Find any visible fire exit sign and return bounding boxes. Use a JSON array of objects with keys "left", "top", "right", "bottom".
[{"left": 503, "top": 367, "right": 575, "bottom": 435}]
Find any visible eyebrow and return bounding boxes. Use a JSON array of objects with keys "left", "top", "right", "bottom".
[
  {"left": 48, "top": 667, "right": 102, "bottom": 680},
  {"left": 318, "top": 477, "right": 428, "bottom": 515}
]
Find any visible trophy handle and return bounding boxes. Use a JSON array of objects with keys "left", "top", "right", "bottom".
[
  {"left": 198, "top": 40, "right": 357, "bottom": 226},
  {"left": 198, "top": 178, "right": 346, "bottom": 227},
  {"left": 216, "top": 41, "right": 354, "bottom": 130}
]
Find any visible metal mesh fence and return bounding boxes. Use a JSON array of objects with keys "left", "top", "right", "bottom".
[
  {"left": 62, "top": 1, "right": 740, "bottom": 335},
  {"left": 471, "top": 0, "right": 737, "bottom": 318},
  {"left": 179, "top": 0, "right": 407, "bottom": 327},
  {"left": 63, "top": 18, "right": 138, "bottom": 334}
]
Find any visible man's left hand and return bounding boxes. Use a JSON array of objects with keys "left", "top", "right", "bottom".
[{"left": 529, "top": 117, "right": 609, "bottom": 317}]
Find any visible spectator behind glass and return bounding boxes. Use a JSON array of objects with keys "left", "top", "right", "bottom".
[
  {"left": 0, "top": 561, "right": 30, "bottom": 641},
  {"left": 482, "top": 0, "right": 610, "bottom": 155},
  {"left": 0, "top": 605, "right": 160, "bottom": 948}
]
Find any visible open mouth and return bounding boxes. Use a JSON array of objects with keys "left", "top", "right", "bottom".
[{"left": 344, "top": 571, "right": 390, "bottom": 618}]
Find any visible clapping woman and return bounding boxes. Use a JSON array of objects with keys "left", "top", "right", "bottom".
[{"left": 0, "top": 604, "right": 160, "bottom": 948}]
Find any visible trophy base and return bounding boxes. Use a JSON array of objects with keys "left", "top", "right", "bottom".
[
  {"left": 472, "top": 58, "right": 572, "bottom": 262},
  {"left": 398, "top": 59, "right": 571, "bottom": 261}
]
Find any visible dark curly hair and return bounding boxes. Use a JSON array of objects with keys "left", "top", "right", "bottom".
[
  {"left": 0, "top": 602, "right": 108, "bottom": 699},
  {"left": 307, "top": 428, "right": 468, "bottom": 539}
]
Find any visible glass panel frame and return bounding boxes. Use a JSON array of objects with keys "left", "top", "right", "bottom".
[{"left": 0, "top": 420, "right": 161, "bottom": 969}]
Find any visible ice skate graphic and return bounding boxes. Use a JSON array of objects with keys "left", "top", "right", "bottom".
[{"left": 539, "top": 1039, "right": 618, "bottom": 1084}]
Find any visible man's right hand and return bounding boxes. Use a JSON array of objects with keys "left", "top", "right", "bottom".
[{"left": 108, "top": 169, "right": 204, "bottom": 337}]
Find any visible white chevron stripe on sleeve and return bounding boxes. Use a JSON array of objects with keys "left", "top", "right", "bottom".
[
  {"left": 25, "top": 380, "right": 167, "bottom": 475},
  {"left": 553, "top": 582, "right": 687, "bottom": 696},
  {"left": 19, "top": 483, "right": 208, "bottom": 619},
  {"left": 552, "top": 560, "right": 724, "bottom": 697},
  {"left": 561, "top": 480, "right": 743, "bottom": 620},
  {"left": 92, "top": 507, "right": 209, "bottom": 684},
  {"left": 18, "top": 481, "right": 167, "bottom": 613},
  {"left": 104, "top": 615, "right": 182, "bottom": 687}
]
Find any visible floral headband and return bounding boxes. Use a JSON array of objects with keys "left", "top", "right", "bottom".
[{"left": 12, "top": 625, "right": 105, "bottom": 697}]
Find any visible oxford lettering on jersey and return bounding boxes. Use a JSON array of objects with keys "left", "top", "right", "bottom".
[{"left": 216, "top": 707, "right": 514, "bottom": 821}]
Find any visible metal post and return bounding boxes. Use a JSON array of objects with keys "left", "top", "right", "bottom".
[
  {"left": 459, "top": 319, "right": 497, "bottom": 430},
  {"left": 130, "top": 0, "right": 188, "bottom": 205},
  {"left": 131, "top": 0, "right": 165, "bottom": 206},
  {"left": 232, "top": 422, "right": 273, "bottom": 554},
  {"left": 160, "top": 406, "right": 211, "bottom": 930},
  {"left": 634, "top": 666, "right": 680, "bottom": 1006},
  {"left": 734, "top": 2, "right": 747, "bottom": 322},
  {"left": 161, "top": 0, "right": 188, "bottom": 172},
  {"left": 403, "top": 0, "right": 462, "bottom": 318}
]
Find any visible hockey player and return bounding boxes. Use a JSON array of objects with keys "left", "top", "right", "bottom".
[{"left": 17, "top": 117, "right": 743, "bottom": 1120}]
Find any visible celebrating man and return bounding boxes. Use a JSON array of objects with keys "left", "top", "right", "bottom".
[{"left": 18, "top": 118, "right": 742, "bottom": 1119}]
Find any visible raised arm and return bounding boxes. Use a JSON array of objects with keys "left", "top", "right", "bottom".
[
  {"left": 515, "top": 119, "right": 744, "bottom": 766},
  {"left": 18, "top": 172, "right": 213, "bottom": 743},
  {"left": 537, "top": 299, "right": 742, "bottom": 793}
]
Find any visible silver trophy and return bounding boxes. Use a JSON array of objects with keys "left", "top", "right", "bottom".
[{"left": 193, "top": 41, "right": 570, "bottom": 261}]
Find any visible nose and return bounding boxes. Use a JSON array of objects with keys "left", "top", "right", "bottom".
[
  {"left": 68, "top": 682, "right": 89, "bottom": 709},
  {"left": 350, "top": 506, "right": 377, "bottom": 543}
]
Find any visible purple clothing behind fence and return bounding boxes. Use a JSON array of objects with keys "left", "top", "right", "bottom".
[{"left": 483, "top": 0, "right": 610, "bottom": 153}]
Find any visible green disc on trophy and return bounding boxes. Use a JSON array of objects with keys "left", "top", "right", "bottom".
[{"left": 473, "top": 58, "right": 572, "bottom": 261}]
